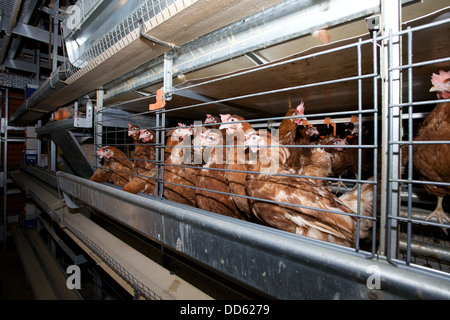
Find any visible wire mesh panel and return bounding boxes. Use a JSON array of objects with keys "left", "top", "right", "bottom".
[
  {"left": 85, "top": 10, "right": 450, "bottom": 295},
  {"left": 91, "top": 32, "right": 381, "bottom": 258},
  {"left": 386, "top": 16, "right": 450, "bottom": 274}
]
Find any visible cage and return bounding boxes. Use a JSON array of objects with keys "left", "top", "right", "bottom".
[{"left": 6, "top": 0, "right": 450, "bottom": 299}]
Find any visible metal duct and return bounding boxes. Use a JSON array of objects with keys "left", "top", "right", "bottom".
[{"left": 9, "top": 66, "right": 68, "bottom": 125}]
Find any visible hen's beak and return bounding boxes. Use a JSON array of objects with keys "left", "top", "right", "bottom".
[
  {"left": 244, "top": 136, "right": 259, "bottom": 153},
  {"left": 219, "top": 124, "right": 236, "bottom": 135}
]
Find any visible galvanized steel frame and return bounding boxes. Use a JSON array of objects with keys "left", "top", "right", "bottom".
[
  {"left": 55, "top": 171, "right": 450, "bottom": 299},
  {"left": 0, "top": 0, "right": 431, "bottom": 298},
  {"left": 385, "top": 18, "right": 450, "bottom": 266},
  {"left": 85, "top": 3, "right": 450, "bottom": 298}
]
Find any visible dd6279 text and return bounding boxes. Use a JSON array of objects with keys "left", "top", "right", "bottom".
[{"left": 224, "top": 304, "right": 269, "bottom": 315}]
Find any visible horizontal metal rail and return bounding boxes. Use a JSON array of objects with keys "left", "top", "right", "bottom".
[
  {"left": 56, "top": 171, "right": 450, "bottom": 299},
  {"left": 87, "top": 14, "right": 450, "bottom": 287}
]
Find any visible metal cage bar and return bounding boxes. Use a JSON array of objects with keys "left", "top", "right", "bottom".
[
  {"left": 91, "top": 32, "right": 381, "bottom": 256},
  {"left": 385, "top": 14, "right": 450, "bottom": 272},
  {"left": 86, "top": 5, "right": 450, "bottom": 295}
]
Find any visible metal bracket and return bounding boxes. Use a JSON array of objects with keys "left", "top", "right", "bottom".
[
  {"left": 139, "top": 24, "right": 181, "bottom": 52},
  {"left": 366, "top": 14, "right": 381, "bottom": 33},
  {"left": 163, "top": 52, "right": 174, "bottom": 101},
  {"left": 63, "top": 191, "right": 79, "bottom": 209},
  {"left": 149, "top": 51, "right": 176, "bottom": 110},
  {"left": 73, "top": 98, "right": 93, "bottom": 128}
]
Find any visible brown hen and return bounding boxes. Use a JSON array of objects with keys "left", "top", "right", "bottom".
[
  {"left": 244, "top": 131, "right": 374, "bottom": 247},
  {"left": 195, "top": 129, "right": 245, "bottom": 220},
  {"left": 90, "top": 146, "right": 134, "bottom": 187},
  {"left": 122, "top": 124, "right": 157, "bottom": 195},
  {"left": 162, "top": 124, "right": 198, "bottom": 207},
  {"left": 411, "top": 70, "right": 450, "bottom": 233},
  {"left": 219, "top": 114, "right": 255, "bottom": 219}
]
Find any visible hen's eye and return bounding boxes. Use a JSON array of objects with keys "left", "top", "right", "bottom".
[{"left": 230, "top": 118, "right": 236, "bottom": 122}]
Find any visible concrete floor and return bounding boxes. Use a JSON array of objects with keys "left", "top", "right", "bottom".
[{"left": 0, "top": 235, "right": 35, "bottom": 300}]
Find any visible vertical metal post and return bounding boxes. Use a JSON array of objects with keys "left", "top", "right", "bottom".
[
  {"left": 355, "top": 38, "right": 363, "bottom": 251},
  {"left": 155, "top": 112, "right": 161, "bottom": 198},
  {"left": 3, "top": 89, "right": 8, "bottom": 252},
  {"left": 405, "top": 27, "right": 414, "bottom": 265},
  {"left": 50, "top": 140, "right": 57, "bottom": 171},
  {"left": 95, "top": 88, "right": 104, "bottom": 167},
  {"left": 163, "top": 52, "right": 174, "bottom": 101},
  {"left": 155, "top": 110, "right": 166, "bottom": 200},
  {"left": 157, "top": 50, "right": 173, "bottom": 198},
  {"left": 52, "top": 0, "right": 60, "bottom": 73},
  {"left": 49, "top": 0, "right": 59, "bottom": 172},
  {"left": 380, "top": 0, "right": 402, "bottom": 258},
  {"left": 371, "top": 30, "right": 379, "bottom": 257},
  {"left": 37, "top": 120, "right": 42, "bottom": 166}
]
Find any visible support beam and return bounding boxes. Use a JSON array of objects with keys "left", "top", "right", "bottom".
[
  {"left": 55, "top": 171, "right": 450, "bottom": 300},
  {"left": 5, "top": 23, "right": 63, "bottom": 45},
  {"left": 104, "top": 0, "right": 382, "bottom": 102},
  {"left": 379, "top": 0, "right": 402, "bottom": 258},
  {"left": 7, "top": 0, "right": 40, "bottom": 60}
]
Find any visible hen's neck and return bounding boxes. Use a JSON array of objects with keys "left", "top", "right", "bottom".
[
  {"left": 109, "top": 153, "right": 133, "bottom": 168},
  {"left": 248, "top": 144, "right": 289, "bottom": 174},
  {"left": 278, "top": 120, "right": 297, "bottom": 145},
  {"left": 204, "top": 144, "right": 226, "bottom": 166}
]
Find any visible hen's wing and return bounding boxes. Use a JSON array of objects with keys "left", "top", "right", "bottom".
[
  {"left": 90, "top": 166, "right": 113, "bottom": 183},
  {"left": 224, "top": 163, "right": 252, "bottom": 219},
  {"left": 122, "top": 167, "right": 156, "bottom": 194},
  {"left": 163, "top": 165, "right": 197, "bottom": 207},
  {"left": 196, "top": 164, "right": 244, "bottom": 220},
  {"left": 109, "top": 163, "right": 134, "bottom": 187},
  {"left": 246, "top": 174, "right": 356, "bottom": 247},
  {"left": 413, "top": 102, "right": 450, "bottom": 197}
]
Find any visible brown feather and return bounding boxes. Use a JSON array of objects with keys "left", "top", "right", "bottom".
[
  {"left": 90, "top": 146, "right": 134, "bottom": 187},
  {"left": 123, "top": 125, "right": 158, "bottom": 194},
  {"left": 413, "top": 102, "right": 450, "bottom": 198},
  {"left": 163, "top": 126, "right": 198, "bottom": 207},
  {"left": 195, "top": 131, "right": 245, "bottom": 220},
  {"left": 244, "top": 131, "right": 374, "bottom": 247}
]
